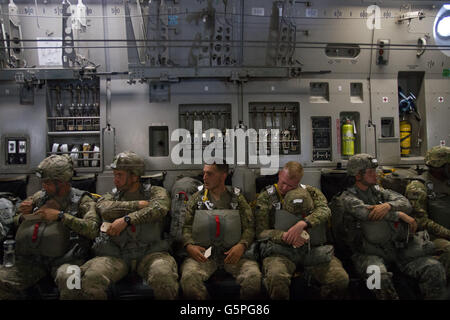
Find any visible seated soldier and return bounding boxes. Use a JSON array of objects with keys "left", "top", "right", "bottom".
[
  {"left": 76, "top": 151, "right": 179, "bottom": 300},
  {"left": 336, "top": 153, "right": 447, "bottom": 300},
  {"left": 0, "top": 155, "right": 100, "bottom": 299},
  {"left": 405, "top": 146, "right": 450, "bottom": 279},
  {"left": 255, "top": 161, "right": 349, "bottom": 300},
  {"left": 180, "top": 160, "right": 262, "bottom": 300}
]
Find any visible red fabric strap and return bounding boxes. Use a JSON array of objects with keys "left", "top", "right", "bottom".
[
  {"left": 215, "top": 215, "right": 220, "bottom": 238},
  {"left": 131, "top": 225, "right": 136, "bottom": 233},
  {"left": 32, "top": 223, "right": 40, "bottom": 242}
]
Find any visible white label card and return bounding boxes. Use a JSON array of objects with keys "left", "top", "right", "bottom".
[{"left": 204, "top": 246, "right": 212, "bottom": 258}]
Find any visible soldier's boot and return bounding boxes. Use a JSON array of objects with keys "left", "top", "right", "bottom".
[{"left": 373, "top": 273, "right": 399, "bottom": 300}]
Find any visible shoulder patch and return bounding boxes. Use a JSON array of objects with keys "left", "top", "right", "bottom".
[
  {"left": 198, "top": 185, "right": 204, "bottom": 191},
  {"left": 233, "top": 186, "right": 241, "bottom": 195},
  {"left": 299, "top": 183, "right": 307, "bottom": 189}
]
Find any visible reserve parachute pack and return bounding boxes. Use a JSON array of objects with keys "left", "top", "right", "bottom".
[
  {"left": 259, "top": 185, "right": 334, "bottom": 266},
  {"left": 192, "top": 185, "right": 242, "bottom": 251},
  {"left": 15, "top": 188, "right": 89, "bottom": 258}
]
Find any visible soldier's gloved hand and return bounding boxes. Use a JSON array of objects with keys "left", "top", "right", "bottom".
[
  {"left": 283, "top": 220, "right": 308, "bottom": 247},
  {"left": 367, "top": 203, "right": 391, "bottom": 221},
  {"left": 19, "top": 200, "right": 33, "bottom": 215},
  {"left": 398, "top": 212, "right": 418, "bottom": 234},
  {"left": 224, "top": 243, "right": 245, "bottom": 264},
  {"left": 107, "top": 217, "right": 127, "bottom": 236},
  {"left": 35, "top": 207, "right": 60, "bottom": 221},
  {"left": 186, "top": 244, "right": 207, "bottom": 263}
]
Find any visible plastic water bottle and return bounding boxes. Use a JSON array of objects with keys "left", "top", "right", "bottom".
[{"left": 3, "top": 238, "right": 15, "bottom": 268}]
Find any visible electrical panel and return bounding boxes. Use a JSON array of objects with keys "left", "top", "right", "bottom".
[
  {"left": 46, "top": 78, "right": 101, "bottom": 171},
  {"left": 249, "top": 102, "right": 300, "bottom": 155},
  {"left": 5, "top": 137, "right": 28, "bottom": 165},
  {"left": 312, "top": 117, "right": 332, "bottom": 161}
]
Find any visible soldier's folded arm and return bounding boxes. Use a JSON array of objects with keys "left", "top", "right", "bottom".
[
  {"left": 61, "top": 194, "right": 101, "bottom": 240},
  {"left": 96, "top": 193, "right": 140, "bottom": 221},
  {"left": 381, "top": 187, "right": 412, "bottom": 214},
  {"left": 127, "top": 186, "right": 170, "bottom": 225},
  {"left": 305, "top": 185, "right": 331, "bottom": 228}
]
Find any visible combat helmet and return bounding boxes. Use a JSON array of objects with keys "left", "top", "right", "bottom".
[
  {"left": 424, "top": 146, "right": 450, "bottom": 168},
  {"left": 36, "top": 154, "right": 74, "bottom": 182},
  {"left": 110, "top": 151, "right": 145, "bottom": 177},
  {"left": 347, "top": 153, "right": 378, "bottom": 176},
  {"left": 283, "top": 187, "right": 314, "bottom": 216}
]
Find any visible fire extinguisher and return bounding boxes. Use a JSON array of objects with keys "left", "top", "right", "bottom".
[
  {"left": 342, "top": 119, "right": 355, "bottom": 156},
  {"left": 400, "top": 120, "right": 412, "bottom": 156}
]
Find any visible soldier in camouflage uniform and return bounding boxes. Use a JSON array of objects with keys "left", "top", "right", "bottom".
[
  {"left": 180, "top": 161, "right": 262, "bottom": 300},
  {"left": 77, "top": 151, "right": 179, "bottom": 300},
  {"left": 338, "top": 153, "right": 446, "bottom": 299},
  {"left": 0, "top": 154, "right": 100, "bottom": 299},
  {"left": 255, "top": 161, "right": 349, "bottom": 300},
  {"left": 405, "top": 146, "right": 450, "bottom": 279}
]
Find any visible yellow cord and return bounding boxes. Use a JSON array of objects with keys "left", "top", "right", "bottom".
[
  {"left": 274, "top": 184, "right": 284, "bottom": 205},
  {"left": 202, "top": 189, "right": 209, "bottom": 202}
]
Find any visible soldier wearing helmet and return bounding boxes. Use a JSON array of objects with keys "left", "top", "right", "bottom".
[
  {"left": 0, "top": 154, "right": 100, "bottom": 300},
  {"left": 254, "top": 161, "right": 349, "bottom": 300},
  {"left": 180, "top": 160, "right": 262, "bottom": 300},
  {"left": 405, "top": 145, "right": 450, "bottom": 280},
  {"left": 335, "top": 153, "right": 447, "bottom": 299},
  {"left": 77, "top": 151, "right": 179, "bottom": 300}
]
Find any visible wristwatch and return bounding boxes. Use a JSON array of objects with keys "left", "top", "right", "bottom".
[
  {"left": 57, "top": 211, "right": 65, "bottom": 222},
  {"left": 124, "top": 215, "right": 132, "bottom": 226}
]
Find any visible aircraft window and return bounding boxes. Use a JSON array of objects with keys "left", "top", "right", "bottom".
[
  {"left": 433, "top": 4, "right": 450, "bottom": 56},
  {"left": 437, "top": 16, "right": 450, "bottom": 38}
]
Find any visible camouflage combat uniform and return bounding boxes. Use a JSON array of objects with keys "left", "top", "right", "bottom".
[
  {"left": 405, "top": 146, "right": 450, "bottom": 280},
  {"left": 78, "top": 183, "right": 179, "bottom": 300},
  {"left": 255, "top": 184, "right": 349, "bottom": 300},
  {"left": 0, "top": 155, "right": 100, "bottom": 300},
  {"left": 180, "top": 186, "right": 262, "bottom": 300},
  {"left": 340, "top": 153, "right": 447, "bottom": 300}
]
